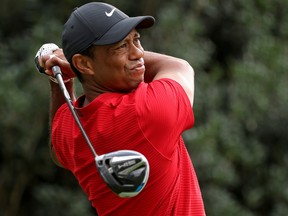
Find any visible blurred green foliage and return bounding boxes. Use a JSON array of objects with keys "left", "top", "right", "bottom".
[{"left": 0, "top": 0, "right": 287, "bottom": 215}]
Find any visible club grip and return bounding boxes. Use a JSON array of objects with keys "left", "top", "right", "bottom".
[{"left": 52, "top": 65, "right": 62, "bottom": 77}]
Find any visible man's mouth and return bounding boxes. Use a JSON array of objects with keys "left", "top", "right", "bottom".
[
  {"left": 128, "top": 59, "right": 145, "bottom": 75},
  {"left": 131, "top": 63, "right": 145, "bottom": 71}
]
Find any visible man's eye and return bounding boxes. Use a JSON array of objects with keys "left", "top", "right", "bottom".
[
  {"left": 117, "top": 43, "right": 127, "bottom": 49},
  {"left": 134, "top": 38, "right": 141, "bottom": 45}
]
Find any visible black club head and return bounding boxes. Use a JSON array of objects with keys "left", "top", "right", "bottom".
[{"left": 95, "top": 150, "right": 150, "bottom": 197}]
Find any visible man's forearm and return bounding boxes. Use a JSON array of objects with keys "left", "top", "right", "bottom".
[
  {"left": 143, "top": 51, "right": 160, "bottom": 82},
  {"left": 49, "top": 79, "right": 75, "bottom": 127}
]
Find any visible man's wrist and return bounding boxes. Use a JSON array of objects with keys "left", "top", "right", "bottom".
[{"left": 49, "top": 76, "right": 73, "bottom": 84}]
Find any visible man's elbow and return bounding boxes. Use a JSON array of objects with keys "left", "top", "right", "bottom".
[{"left": 181, "top": 60, "right": 194, "bottom": 76}]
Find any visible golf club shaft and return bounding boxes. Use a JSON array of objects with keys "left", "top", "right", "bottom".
[{"left": 52, "top": 66, "right": 98, "bottom": 157}]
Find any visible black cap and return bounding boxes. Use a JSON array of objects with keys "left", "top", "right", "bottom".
[{"left": 62, "top": 2, "right": 155, "bottom": 63}]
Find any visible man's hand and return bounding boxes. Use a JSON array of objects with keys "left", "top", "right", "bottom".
[{"left": 35, "top": 44, "right": 75, "bottom": 81}]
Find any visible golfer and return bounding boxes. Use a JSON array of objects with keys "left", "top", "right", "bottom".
[{"left": 38, "top": 2, "right": 206, "bottom": 216}]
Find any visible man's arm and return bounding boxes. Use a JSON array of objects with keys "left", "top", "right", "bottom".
[
  {"left": 49, "top": 80, "right": 75, "bottom": 167},
  {"left": 144, "top": 51, "right": 195, "bottom": 107},
  {"left": 49, "top": 80, "right": 75, "bottom": 124},
  {"left": 40, "top": 49, "right": 76, "bottom": 167}
]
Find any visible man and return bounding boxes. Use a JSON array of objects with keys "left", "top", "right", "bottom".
[{"left": 38, "top": 2, "right": 205, "bottom": 216}]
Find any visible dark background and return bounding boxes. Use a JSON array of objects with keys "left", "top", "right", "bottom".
[{"left": 0, "top": 0, "right": 287, "bottom": 215}]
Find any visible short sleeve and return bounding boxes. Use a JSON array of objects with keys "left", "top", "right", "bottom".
[{"left": 135, "top": 79, "right": 194, "bottom": 158}]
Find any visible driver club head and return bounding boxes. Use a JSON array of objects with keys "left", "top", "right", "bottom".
[{"left": 95, "top": 150, "right": 150, "bottom": 197}]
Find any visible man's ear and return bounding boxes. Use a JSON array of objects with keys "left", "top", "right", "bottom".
[{"left": 72, "top": 54, "right": 94, "bottom": 75}]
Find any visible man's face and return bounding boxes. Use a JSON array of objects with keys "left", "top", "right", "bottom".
[{"left": 89, "top": 29, "right": 145, "bottom": 92}]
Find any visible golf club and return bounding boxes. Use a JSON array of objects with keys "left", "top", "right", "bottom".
[{"left": 35, "top": 43, "right": 150, "bottom": 197}]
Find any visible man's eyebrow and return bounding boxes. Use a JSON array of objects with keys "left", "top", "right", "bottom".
[{"left": 111, "top": 31, "right": 141, "bottom": 48}]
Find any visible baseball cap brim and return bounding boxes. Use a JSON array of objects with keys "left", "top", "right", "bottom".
[{"left": 92, "top": 16, "right": 155, "bottom": 45}]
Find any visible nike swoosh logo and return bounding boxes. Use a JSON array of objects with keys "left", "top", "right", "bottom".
[{"left": 105, "top": 8, "right": 116, "bottom": 17}]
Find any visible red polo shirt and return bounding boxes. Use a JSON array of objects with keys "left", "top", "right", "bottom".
[{"left": 52, "top": 79, "right": 205, "bottom": 215}]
